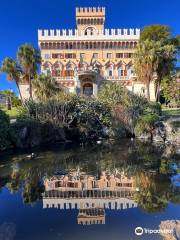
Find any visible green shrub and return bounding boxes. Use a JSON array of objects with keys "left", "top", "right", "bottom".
[
  {"left": 0, "top": 109, "right": 10, "bottom": 150},
  {"left": 135, "top": 114, "right": 159, "bottom": 136},
  {"left": 10, "top": 117, "right": 66, "bottom": 148},
  {"left": 98, "top": 82, "right": 149, "bottom": 135},
  {"left": 144, "top": 102, "right": 162, "bottom": 115}
]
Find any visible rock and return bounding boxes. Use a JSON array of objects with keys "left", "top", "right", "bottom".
[
  {"left": 159, "top": 220, "right": 180, "bottom": 240},
  {"left": 163, "top": 117, "right": 180, "bottom": 145},
  {"left": 162, "top": 144, "right": 175, "bottom": 158},
  {"left": 19, "top": 127, "right": 28, "bottom": 140},
  {"left": 176, "top": 148, "right": 180, "bottom": 155},
  {"left": 138, "top": 132, "right": 152, "bottom": 141},
  {"left": 152, "top": 121, "right": 166, "bottom": 142}
]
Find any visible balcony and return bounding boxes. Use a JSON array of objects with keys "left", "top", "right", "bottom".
[
  {"left": 104, "top": 76, "right": 131, "bottom": 81},
  {"left": 56, "top": 76, "right": 74, "bottom": 81}
]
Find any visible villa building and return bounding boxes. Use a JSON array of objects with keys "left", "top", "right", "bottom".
[{"left": 20, "top": 7, "right": 156, "bottom": 100}]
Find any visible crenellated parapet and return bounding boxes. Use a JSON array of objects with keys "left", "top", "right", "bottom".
[
  {"left": 38, "top": 28, "right": 140, "bottom": 41},
  {"left": 76, "top": 7, "right": 105, "bottom": 15}
]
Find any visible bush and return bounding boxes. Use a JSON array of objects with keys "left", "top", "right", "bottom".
[
  {"left": 144, "top": 102, "right": 162, "bottom": 115},
  {"left": 13, "top": 96, "right": 112, "bottom": 145},
  {"left": 0, "top": 109, "right": 10, "bottom": 150},
  {"left": 10, "top": 118, "right": 66, "bottom": 148},
  {"left": 135, "top": 114, "right": 159, "bottom": 137},
  {"left": 98, "top": 82, "right": 149, "bottom": 135}
]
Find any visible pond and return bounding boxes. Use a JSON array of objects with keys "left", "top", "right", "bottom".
[{"left": 0, "top": 140, "right": 179, "bottom": 240}]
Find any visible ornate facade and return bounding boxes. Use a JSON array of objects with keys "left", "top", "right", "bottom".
[{"left": 20, "top": 7, "right": 156, "bottom": 100}]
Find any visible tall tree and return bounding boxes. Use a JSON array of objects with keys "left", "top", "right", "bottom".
[
  {"left": 140, "top": 25, "right": 171, "bottom": 42},
  {"left": 1, "top": 89, "right": 13, "bottom": 110},
  {"left": 134, "top": 40, "right": 159, "bottom": 101},
  {"left": 140, "top": 25, "right": 179, "bottom": 102},
  {"left": 1, "top": 57, "right": 23, "bottom": 102},
  {"left": 32, "top": 74, "right": 59, "bottom": 102},
  {"left": 17, "top": 44, "right": 41, "bottom": 99},
  {"left": 155, "top": 44, "right": 177, "bottom": 101}
]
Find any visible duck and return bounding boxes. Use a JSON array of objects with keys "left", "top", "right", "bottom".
[{"left": 26, "top": 153, "right": 36, "bottom": 159}]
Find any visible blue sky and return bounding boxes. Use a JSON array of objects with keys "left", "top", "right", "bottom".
[{"left": 0, "top": 0, "right": 179, "bottom": 94}]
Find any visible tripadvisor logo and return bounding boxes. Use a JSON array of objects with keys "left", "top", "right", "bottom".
[
  {"left": 135, "top": 227, "right": 144, "bottom": 236},
  {"left": 135, "top": 226, "right": 173, "bottom": 236}
]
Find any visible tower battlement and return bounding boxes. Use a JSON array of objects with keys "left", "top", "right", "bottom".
[{"left": 76, "top": 7, "right": 105, "bottom": 15}]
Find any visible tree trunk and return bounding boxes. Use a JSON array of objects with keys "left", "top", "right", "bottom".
[
  {"left": 29, "top": 74, "right": 33, "bottom": 100},
  {"left": 7, "top": 96, "right": 11, "bottom": 110},
  {"left": 16, "top": 81, "right": 24, "bottom": 105},
  {"left": 146, "top": 82, "right": 150, "bottom": 101},
  {"left": 155, "top": 78, "right": 161, "bottom": 103}
]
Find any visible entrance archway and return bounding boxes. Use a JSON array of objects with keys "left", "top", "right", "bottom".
[{"left": 83, "top": 83, "right": 93, "bottom": 96}]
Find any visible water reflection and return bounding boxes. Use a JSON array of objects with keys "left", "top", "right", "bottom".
[
  {"left": 0, "top": 140, "right": 179, "bottom": 236},
  {"left": 43, "top": 171, "right": 137, "bottom": 225}
]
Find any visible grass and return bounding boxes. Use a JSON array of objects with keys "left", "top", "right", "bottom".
[
  {"left": 162, "top": 108, "right": 180, "bottom": 116},
  {"left": 2, "top": 107, "right": 19, "bottom": 119}
]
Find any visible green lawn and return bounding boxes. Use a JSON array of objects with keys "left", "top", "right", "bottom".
[
  {"left": 2, "top": 107, "right": 19, "bottom": 119},
  {"left": 162, "top": 108, "right": 180, "bottom": 116}
]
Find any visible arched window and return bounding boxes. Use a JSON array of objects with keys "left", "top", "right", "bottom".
[
  {"left": 53, "top": 62, "right": 63, "bottom": 77},
  {"left": 117, "top": 66, "right": 123, "bottom": 77},
  {"left": 65, "top": 63, "right": 74, "bottom": 77},
  {"left": 126, "top": 64, "right": 133, "bottom": 77},
  {"left": 85, "top": 27, "right": 95, "bottom": 36},
  {"left": 106, "top": 65, "right": 113, "bottom": 77}
]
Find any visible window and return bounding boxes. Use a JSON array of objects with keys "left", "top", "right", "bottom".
[
  {"left": 124, "top": 53, "right": 133, "bottom": 58},
  {"left": 106, "top": 66, "right": 113, "bottom": 77},
  {"left": 107, "top": 53, "right": 112, "bottom": 59},
  {"left": 118, "top": 67, "right": 123, "bottom": 77},
  {"left": 65, "top": 53, "right": 76, "bottom": 59},
  {"left": 52, "top": 53, "right": 63, "bottom": 59},
  {"left": 116, "top": 53, "right": 123, "bottom": 58},
  {"left": 127, "top": 65, "right": 133, "bottom": 77},
  {"left": 44, "top": 54, "right": 50, "bottom": 59},
  {"left": 85, "top": 27, "right": 95, "bottom": 35},
  {"left": 93, "top": 53, "right": 98, "bottom": 59},
  {"left": 80, "top": 53, "right": 85, "bottom": 59}
]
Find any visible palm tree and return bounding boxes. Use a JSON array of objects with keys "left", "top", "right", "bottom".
[
  {"left": 1, "top": 57, "right": 23, "bottom": 103},
  {"left": 17, "top": 44, "right": 41, "bottom": 99},
  {"left": 32, "top": 74, "right": 59, "bottom": 102},
  {"left": 1, "top": 89, "right": 13, "bottom": 110},
  {"left": 134, "top": 40, "right": 159, "bottom": 101}
]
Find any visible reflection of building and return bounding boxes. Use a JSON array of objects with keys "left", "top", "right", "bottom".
[
  {"left": 78, "top": 208, "right": 105, "bottom": 225},
  {"left": 42, "top": 171, "right": 137, "bottom": 225},
  {"left": 20, "top": 7, "right": 155, "bottom": 100}
]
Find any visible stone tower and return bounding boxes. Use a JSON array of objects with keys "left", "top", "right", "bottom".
[{"left": 76, "top": 7, "right": 105, "bottom": 34}]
